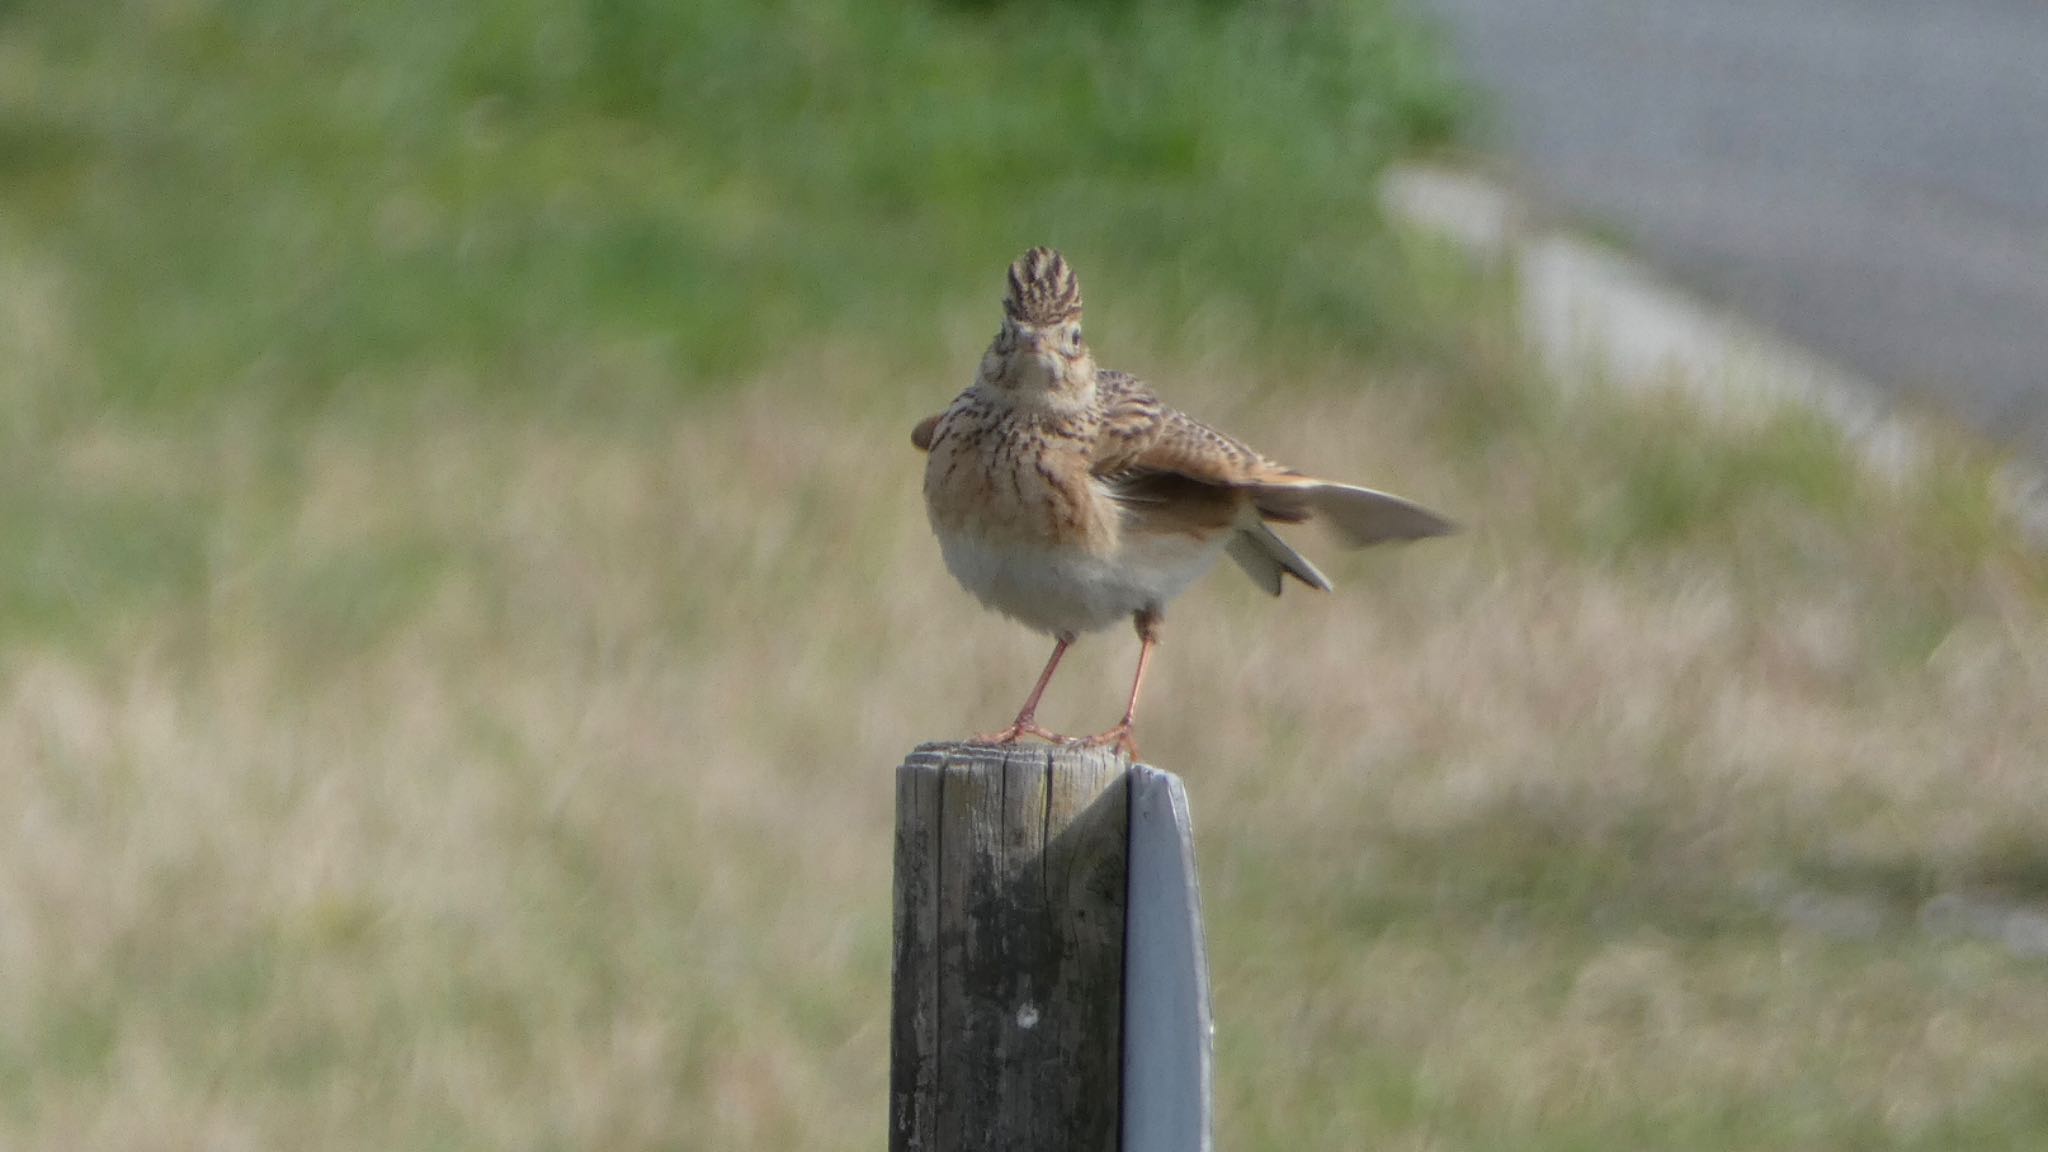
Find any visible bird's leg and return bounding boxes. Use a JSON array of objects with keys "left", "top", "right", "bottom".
[
  {"left": 973, "top": 633, "right": 1077, "bottom": 745},
  {"left": 1084, "top": 610, "right": 1158, "bottom": 758}
]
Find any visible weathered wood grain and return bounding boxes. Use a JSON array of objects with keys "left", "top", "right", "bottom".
[
  {"left": 891, "top": 749, "right": 945, "bottom": 1151},
  {"left": 889, "top": 741, "right": 1129, "bottom": 1152}
]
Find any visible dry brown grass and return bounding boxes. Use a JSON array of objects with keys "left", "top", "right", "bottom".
[{"left": 4, "top": 321, "right": 2048, "bottom": 1149}]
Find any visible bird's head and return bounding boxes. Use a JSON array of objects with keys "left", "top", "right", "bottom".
[{"left": 978, "top": 247, "right": 1094, "bottom": 406}]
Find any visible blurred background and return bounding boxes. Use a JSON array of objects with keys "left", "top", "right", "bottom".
[
  {"left": 1, "top": 1, "right": 2045, "bottom": 1149},
  {"left": 1421, "top": 0, "right": 2048, "bottom": 457}
]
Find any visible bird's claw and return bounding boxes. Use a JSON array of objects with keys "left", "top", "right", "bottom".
[
  {"left": 970, "top": 718, "right": 1077, "bottom": 746},
  {"left": 1079, "top": 722, "right": 1138, "bottom": 759}
]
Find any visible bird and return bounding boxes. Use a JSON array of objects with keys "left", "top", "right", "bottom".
[{"left": 913, "top": 247, "right": 1453, "bottom": 756}]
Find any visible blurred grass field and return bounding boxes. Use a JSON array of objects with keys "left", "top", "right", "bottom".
[{"left": 5, "top": 1, "right": 2048, "bottom": 1149}]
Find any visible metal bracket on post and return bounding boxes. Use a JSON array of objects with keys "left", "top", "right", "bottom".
[{"left": 1124, "top": 764, "right": 1215, "bottom": 1152}]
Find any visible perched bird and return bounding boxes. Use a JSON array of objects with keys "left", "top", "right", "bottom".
[{"left": 914, "top": 247, "right": 1453, "bottom": 755}]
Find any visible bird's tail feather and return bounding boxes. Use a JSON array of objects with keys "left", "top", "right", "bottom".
[
  {"left": 1252, "top": 480, "right": 1457, "bottom": 547},
  {"left": 1225, "top": 521, "right": 1333, "bottom": 595}
]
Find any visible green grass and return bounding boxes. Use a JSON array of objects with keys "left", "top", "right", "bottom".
[{"left": 0, "top": 0, "right": 1461, "bottom": 416}]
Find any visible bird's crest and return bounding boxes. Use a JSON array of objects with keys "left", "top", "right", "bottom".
[{"left": 1003, "top": 247, "right": 1083, "bottom": 325}]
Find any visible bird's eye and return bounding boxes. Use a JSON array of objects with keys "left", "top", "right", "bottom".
[{"left": 1067, "top": 327, "right": 1084, "bottom": 353}]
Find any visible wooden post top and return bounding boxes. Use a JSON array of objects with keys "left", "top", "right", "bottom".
[
  {"left": 890, "top": 741, "right": 1214, "bottom": 1152},
  {"left": 891, "top": 741, "right": 1130, "bottom": 1152}
]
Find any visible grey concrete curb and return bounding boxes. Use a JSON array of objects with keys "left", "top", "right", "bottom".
[{"left": 1381, "top": 165, "right": 2048, "bottom": 549}]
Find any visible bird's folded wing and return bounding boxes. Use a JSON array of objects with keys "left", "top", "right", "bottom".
[
  {"left": 910, "top": 413, "right": 942, "bottom": 451},
  {"left": 1090, "top": 369, "right": 1456, "bottom": 545},
  {"left": 1091, "top": 370, "right": 1285, "bottom": 487}
]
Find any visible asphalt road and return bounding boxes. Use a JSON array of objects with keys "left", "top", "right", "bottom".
[{"left": 1414, "top": 0, "right": 2048, "bottom": 456}]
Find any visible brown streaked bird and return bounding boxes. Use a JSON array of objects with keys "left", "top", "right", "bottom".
[{"left": 914, "top": 247, "right": 1454, "bottom": 755}]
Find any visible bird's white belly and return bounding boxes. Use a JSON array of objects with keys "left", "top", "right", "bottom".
[{"left": 937, "top": 529, "right": 1227, "bottom": 637}]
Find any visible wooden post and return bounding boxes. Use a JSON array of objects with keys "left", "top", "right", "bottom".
[{"left": 891, "top": 741, "right": 1131, "bottom": 1152}]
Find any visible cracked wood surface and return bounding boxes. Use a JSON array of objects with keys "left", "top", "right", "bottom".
[{"left": 890, "top": 742, "right": 1129, "bottom": 1152}]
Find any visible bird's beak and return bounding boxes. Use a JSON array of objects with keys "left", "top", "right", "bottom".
[{"left": 1013, "top": 331, "right": 1062, "bottom": 385}]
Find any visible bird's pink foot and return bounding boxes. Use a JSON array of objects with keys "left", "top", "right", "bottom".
[
  {"left": 1079, "top": 722, "right": 1138, "bottom": 759},
  {"left": 970, "top": 719, "right": 1077, "bottom": 746}
]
